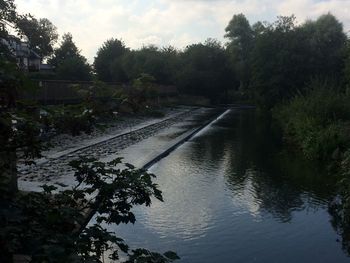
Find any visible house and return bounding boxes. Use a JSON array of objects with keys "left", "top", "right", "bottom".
[{"left": 1, "top": 35, "right": 41, "bottom": 71}]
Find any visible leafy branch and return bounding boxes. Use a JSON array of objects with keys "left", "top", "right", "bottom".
[{"left": 1, "top": 157, "right": 179, "bottom": 262}]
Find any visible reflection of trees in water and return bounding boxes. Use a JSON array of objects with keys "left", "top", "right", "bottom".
[
  {"left": 328, "top": 196, "right": 350, "bottom": 256},
  {"left": 188, "top": 109, "right": 337, "bottom": 222}
]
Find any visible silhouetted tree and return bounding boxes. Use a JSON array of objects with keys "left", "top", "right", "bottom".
[
  {"left": 301, "top": 13, "right": 346, "bottom": 79},
  {"left": 247, "top": 14, "right": 346, "bottom": 108},
  {"left": 177, "top": 38, "right": 234, "bottom": 102},
  {"left": 17, "top": 16, "right": 58, "bottom": 59},
  {"left": 225, "top": 14, "right": 253, "bottom": 91},
  {"left": 49, "top": 33, "right": 92, "bottom": 81},
  {"left": 94, "top": 38, "right": 129, "bottom": 82}
]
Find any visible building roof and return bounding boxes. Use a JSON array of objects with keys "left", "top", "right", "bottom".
[{"left": 29, "top": 50, "right": 41, "bottom": 59}]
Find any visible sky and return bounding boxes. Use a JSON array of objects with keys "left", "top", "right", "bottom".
[{"left": 15, "top": 0, "right": 350, "bottom": 62}]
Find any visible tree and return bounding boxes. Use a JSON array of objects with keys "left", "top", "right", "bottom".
[
  {"left": 301, "top": 13, "right": 346, "bottom": 80},
  {"left": 225, "top": 14, "right": 253, "bottom": 91},
  {"left": 1, "top": 157, "right": 179, "bottom": 262},
  {"left": 49, "top": 33, "right": 79, "bottom": 66},
  {"left": 0, "top": 0, "right": 16, "bottom": 33},
  {"left": 0, "top": 0, "right": 17, "bottom": 56},
  {"left": 225, "top": 14, "right": 253, "bottom": 50},
  {"left": 249, "top": 15, "right": 312, "bottom": 107},
  {"left": 94, "top": 38, "right": 129, "bottom": 82},
  {"left": 1, "top": 0, "right": 42, "bottom": 196},
  {"left": 248, "top": 14, "right": 347, "bottom": 108},
  {"left": 49, "top": 33, "right": 92, "bottom": 81},
  {"left": 177, "top": 39, "right": 234, "bottom": 102},
  {"left": 57, "top": 57, "right": 92, "bottom": 81},
  {"left": 121, "top": 45, "right": 180, "bottom": 85},
  {"left": 17, "top": 16, "right": 58, "bottom": 59}
]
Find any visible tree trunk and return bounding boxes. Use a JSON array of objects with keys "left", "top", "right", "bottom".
[{"left": 0, "top": 150, "right": 18, "bottom": 196}]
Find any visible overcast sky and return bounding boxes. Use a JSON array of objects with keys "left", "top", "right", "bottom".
[{"left": 15, "top": 0, "right": 350, "bottom": 62}]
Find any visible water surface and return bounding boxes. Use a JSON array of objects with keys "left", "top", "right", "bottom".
[{"left": 112, "top": 109, "right": 348, "bottom": 262}]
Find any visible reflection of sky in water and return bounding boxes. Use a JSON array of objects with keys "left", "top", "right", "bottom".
[
  {"left": 142, "top": 149, "right": 223, "bottom": 241},
  {"left": 105, "top": 110, "right": 348, "bottom": 262}
]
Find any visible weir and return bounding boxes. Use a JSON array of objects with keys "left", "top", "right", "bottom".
[
  {"left": 79, "top": 107, "right": 228, "bottom": 232},
  {"left": 142, "top": 109, "right": 230, "bottom": 170}
]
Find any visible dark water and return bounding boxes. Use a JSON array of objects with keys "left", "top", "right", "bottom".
[{"left": 113, "top": 109, "right": 349, "bottom": 262}]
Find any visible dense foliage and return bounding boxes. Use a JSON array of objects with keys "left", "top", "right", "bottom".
[
  {"left": 17, "top": 16, "right": 58, "bottom": 59},
  {"left": 88, "top": 13, "right": 347, "bottom": 105},
  {"left": 121, "top": 45, "right": 180, "bottom": 85},
  {"left": 223, "top": 13, "right": 347, "bottom": 108},
  {"left": 176, "top": 39, "right": 234, "bottom": 103},
  {"left": 94, "top": 38, "right": 129, "bottom": 82},
  {"left": 1, "top": 157, "right": 179, "bottom": 262},
  {"left": 49, "top": 33, "right": 92, "bottom": 81},
  {"left": 275, "top": 80, "right": 350, "bottom": 161}
]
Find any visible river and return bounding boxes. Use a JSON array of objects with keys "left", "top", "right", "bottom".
[{"left": 110, "top": 109, "right": 349, "bottom": 262}]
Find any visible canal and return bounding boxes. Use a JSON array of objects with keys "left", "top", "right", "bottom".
[{"left": 110, "top": 109, "right": 349, "bottom": 262}]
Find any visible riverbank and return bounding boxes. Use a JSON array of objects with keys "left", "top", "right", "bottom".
[{"left": 273, "top": 84, "right": 350, "bottom": 256}]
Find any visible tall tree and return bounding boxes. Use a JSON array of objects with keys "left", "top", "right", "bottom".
[
  {"left": 177, "top": 38, "right": 234, "bottom": 102},
  {"left": 301, "top": 13, "right": 346, "bottom": 79},
  {"left": 225, "top": 14, "right": 253, "bottom": 50},
  {"left": 225, "top": 14, "right": 253, "bottom": 91},
  {"left": 0, "top": 0, "right": 17, "bottom": 56},
  {"left": 17, "top": 16, "right": 58, "bottom": 59},
  {"left": 94, "top": 38, "right": 129, "bottom": 82},
  {"left": 0, "top": 0, "right": 16, "bottom": 34},
  {"left": 248, "top": 14, "right": 347, "bottom": 108},
  {"left": 0, "top": 0, "right": 42, "bottom": 196},
  {"left": 49, "top": 33, "right": 92, "bottom": 81},
  {"left": 249, "top": 15, "right": 306, "bottom": 107}
]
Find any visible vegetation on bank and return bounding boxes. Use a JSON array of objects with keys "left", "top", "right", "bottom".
[
  {"left": 274, "top": 80, "right": 350, "bottom": 162},
  {"left": 1, "top": 1, "right": 175, "bottom": 262},
  {"left": 264, "top": 33, "right": 350, "bottom": 255},
  {"left": 273, "top": 79, "right": 350, "bottom": 253}
]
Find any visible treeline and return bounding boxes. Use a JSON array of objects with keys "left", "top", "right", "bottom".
[
  {"left": 92, "top": 38, "right": 235, "bottom": 102},
  {"left": 225, "top": 13, "right": 347, "bottom": 108},
  {"left": 26, "top": 12, "right": 349, "bottom": 106},
  {"left": 17, "top": 13, "right": 236, "bottom": 103},
  {"left": 39, "top": 36, "right": 236, "bottom": 103}
]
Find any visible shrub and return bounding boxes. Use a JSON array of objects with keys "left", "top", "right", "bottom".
[
  {"left": 44, "top": 104, "right": 96, "bottom": 136},
  {"left": 275, "top": 80, "right": 350, "bottom": 160},
  {"left": 0, "top": 157, "right": 179, "bottom": 262}
]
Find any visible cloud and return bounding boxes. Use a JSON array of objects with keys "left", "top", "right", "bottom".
[
  {"left": 277, "top": 0, "right": 350, "bottom": 29},
  {"left": 14, "top": 0, "right": 350, "bottom": 62}
]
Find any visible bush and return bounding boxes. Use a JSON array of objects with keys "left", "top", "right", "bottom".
[
  {"left": 44, "top": 104, "right": 96, "bottom": 136},
  {"left": 275, "top": 80, "right": 350, "bottom": 160},
  {"left": 0, "top": 157, "right": 179, "bottom": 262}
]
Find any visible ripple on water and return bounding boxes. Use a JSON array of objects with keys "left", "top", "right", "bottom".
[{"left": 109, "top": 109, "right": 348, "bottom": 263}]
